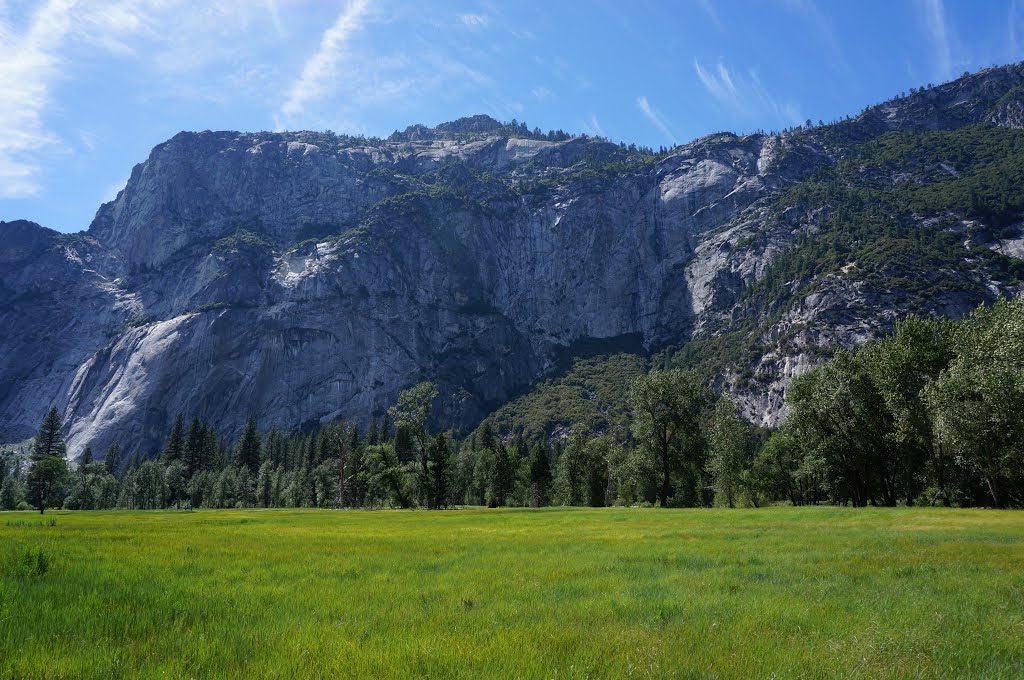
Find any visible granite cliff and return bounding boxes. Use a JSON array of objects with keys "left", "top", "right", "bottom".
[{"left": 4, "top": 65, "right": 1024, "bottom": 456}]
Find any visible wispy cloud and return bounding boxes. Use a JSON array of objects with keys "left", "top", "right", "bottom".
[
  {"left": 693, "top": 58, "right": 802, "bottom": 128},
  {"left": 694, "top": 58, "right": 740, "bottom": 108},
  {"left": 696, "top": 0, "right": 722, "bottom": 29},
  {"left": 0, "top": 0, "right": 76, "bottom": 198},
  {"left": 1010, "top": 0, "right": 1024, "bottom": 61},
  {"left": 264, "top": 0, "right": 287, "bottom": 39},
  {"left": 531, "top": 86, "right": 552, "bottom": 101},
  {"left": 781, "top": 0, "right": 847, "bottom": 73},
  {"left": 636, "top": 96, "right": 676, "bottom": 144},
  {"left": 278, "top": 0, "right": 371, "bottom": 124},
  {"left": 582, "top": 114, "right": 604, "bottom": 137},
  {"left": 916, "top": 0, "right": 953, "bottom": 80},
  {"left": 457, "top": 13, "right": 489, "bottom": 30}
]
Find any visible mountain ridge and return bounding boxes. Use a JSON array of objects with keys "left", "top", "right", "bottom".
[{"left": 4, "top": 62, "right": 1024, "bottom": 455}]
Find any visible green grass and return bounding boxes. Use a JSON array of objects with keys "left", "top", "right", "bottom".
[{"left": 1, "top": 507, "right": 1022, "bottom": 678}]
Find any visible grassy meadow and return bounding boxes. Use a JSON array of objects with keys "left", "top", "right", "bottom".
[{"left": 1, "top": 507, "right": 1022, "bottom": 678}]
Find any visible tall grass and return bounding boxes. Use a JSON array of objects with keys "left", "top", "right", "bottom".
[{"left": 1, "top": 507, "right": 1021, "bottom": 678}]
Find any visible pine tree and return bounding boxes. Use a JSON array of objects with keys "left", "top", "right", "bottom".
[
  {"left": 489, "top": 441, "right": 516, "bottom": 507},
  {"left": 427, "top": 433, "right": 451, "bottom": 509},
  {"left": 163, "top": 414, "right": 185, "bottom": 462},
  {"left": 27, "top": 408, "right": 70, "bottom": 513},
  {"left": 528, "top": 442, "right": 552, "bottom": 507},
  {"left": 236, "top": 416, "right": 263, "bottom": 475},
  {"left": 104, "top": 441, "right": 122, "bottom": 477},
  {"left": 184, "top": 416, "right": 206, "bottom": 477}
]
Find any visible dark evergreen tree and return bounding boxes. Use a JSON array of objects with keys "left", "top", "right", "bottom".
[
  {"left": 528, "top": 442, "right": 552, "bottom": 507},
  {"left": 489, "top": 442, "right": 516, "bottom": 507},
  {"left": 163, "top": 414, "right": 185, "bottom": 462},
  {"left": 427, "top": 433, "right": 451, "bottom": 509},
  {"left": 103, "top": 441, "right": 122, "bottom": 477},
  {"left": 27, "top": 407, "right": 70, "bottom": 514},
  {"left": 184, "top": 416, "right": 206, "bottom": 477},
  {"left": 237, "top": 416, "right": 263, "bottom": 475}
]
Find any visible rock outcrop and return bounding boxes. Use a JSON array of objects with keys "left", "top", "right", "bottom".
[{"left": 4, "top": 63, "right": 1024, "bottom": 456}]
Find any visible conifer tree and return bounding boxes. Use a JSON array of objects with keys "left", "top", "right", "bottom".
[
  {"left": 528, "top": 442, "right": 552, "bottom": 507},
  {"left": 27, "top": 407, "right": 70, "bottom": 513},
  {"left": 104, "top": 441, "right": 122, "bottom": 477},
  {"left": 184, "top": 416, "right": 206, "bottom": 477},
  {"left": 163, "top": 414, "right": 185, "bottom": 462},
  {"left": 237, "top": 416, "right": 263, "bottom": 475},
  {"left": 427, "top": 433, "right": 451, "bottom": 509}
]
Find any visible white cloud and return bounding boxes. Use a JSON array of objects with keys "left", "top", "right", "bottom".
[
  {"left": 531, "top": 86, "right": 552, "bottom": 101},
  {"left": 696, "top": 0, "right": 721, "bottom": 29},
  {"left": 637, "top": 96, "right": 676, "bottom": 144},
  {"left": 917, "top": 0, "right": 953, "bottom": 80},
  {"left": 693, "top": 58, "right": 802, "bottom": 128},
  {"left": 265, "top": 0, "right": 286, "bottom": 38},
  {"left": 0, "top": 0, "right": 295, "bottom": 198},
  {"left": 457, "top": 13, "right": 489, "bottom": 30},
  {"left": 0, "top": 0, "right": 76, "bottom": 198},
  {"left": 694, "top": 58, "right": 739, "bottom": 106},
  {"left": 582, "top": 114, "right": 604, "bottom": 137},
  {"left": 278, "top": 0, "right": 371, "bottom": 125}
]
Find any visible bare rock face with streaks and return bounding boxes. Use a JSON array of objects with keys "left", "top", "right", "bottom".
[{"left": 4, "top": 64, "right": 1024, "bottom": 455}]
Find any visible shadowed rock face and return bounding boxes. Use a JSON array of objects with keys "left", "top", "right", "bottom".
[{"left": 4, "top": 65, "right": 1024, "bottom": 456}]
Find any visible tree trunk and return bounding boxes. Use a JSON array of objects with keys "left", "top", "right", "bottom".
[
  {"left": 659, "top": 446, "right": 671, "bottom": 507},
  {"left": 985, "top": 474, "right": 1001, "bottom": 508}
]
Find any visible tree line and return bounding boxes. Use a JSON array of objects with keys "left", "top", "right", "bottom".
[{"left": 2, "top": 298, "right": 1022, "bottom": 513}]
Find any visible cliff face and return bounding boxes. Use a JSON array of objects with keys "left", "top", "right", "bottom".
[{"left": 4, "top": 64, "right": 1024, "bottom": 455}]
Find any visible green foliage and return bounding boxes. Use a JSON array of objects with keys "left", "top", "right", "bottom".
[
  {"left": 743, "top": 124, "right": 1024, "bottom": 313},
  {"left": 552, "top": 426, "right": 610, "bottom": 507},
  {"left": 777, "top": 297, "right": 1024, "bottom": 508},
  {"left": 27, "top": 409, "right": 69, "bottom": 514},
  {"left": 706, "top": 398, "right": 755, "bottom": 508},
  {"left": 122, "top": 314, "right": 153, "bottom": 329},
  {"left": 629, "top": 368, "right": 713, "bottom": 507},
  {"left": 389, "top": 382, "right": 439, "bottom": 507},
  {"left": 212, "top": 229, "right": 273, "bottom": 253},
  {"left": 526, "top": 442, "right": 552, "bottom": 507},
  {"left": 926, "top": 297, "right": 1024, "bottom": 507},
  {"left": 188, "top": 302, "right": 231, "bottom": 315},
  {"left": 486, "top": 353, "right": 647, "bottom": 442},
  {"left": 0, "top": 476, "right": 26, "bottom": 510},
  {"left": 235, "top": 416, "right": 262, "bottom": 475},
  {"left": 286, "top": 225, "right": 367, "bottom": 253}
]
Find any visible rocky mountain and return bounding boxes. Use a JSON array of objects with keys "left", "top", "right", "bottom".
[{"left": 4, "top": 63, "right": 1024, "bottom": 457}]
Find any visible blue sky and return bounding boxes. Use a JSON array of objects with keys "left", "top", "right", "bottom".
[{"left": 0, "top": 0, "right": 1020, "bottom": 233}]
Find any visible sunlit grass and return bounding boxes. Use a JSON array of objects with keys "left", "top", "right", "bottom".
[{"left": 1, "top": 507, "right": 1022, "bottom": 678}]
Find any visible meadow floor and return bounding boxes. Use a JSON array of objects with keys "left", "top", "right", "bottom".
[{"left": 0, "top": 507, "right": 1022, "bottom": 678}]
